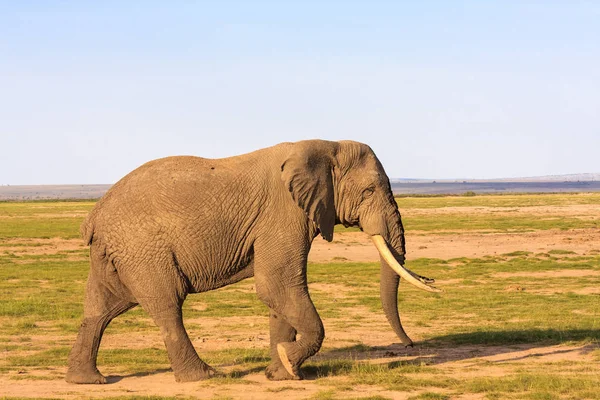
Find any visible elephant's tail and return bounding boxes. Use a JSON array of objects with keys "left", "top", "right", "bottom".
[{"left": 80, "top": 211, "right": 96, "bottom": 246}]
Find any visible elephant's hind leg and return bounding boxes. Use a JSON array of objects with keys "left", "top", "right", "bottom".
[
  {"left": 145, "top": 304, "right": 215, "bottom": 382},
  {"left": 66, "top": 299, "right": 134, "bottom": 384},
  {"left": 66, "top": 251, "right": 136, "bottom": 384},
  {"left": 118, "top": 256, "right": 215, "bottom": 382}
]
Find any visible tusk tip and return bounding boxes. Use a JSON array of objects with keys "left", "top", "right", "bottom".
[{"left": 372, "top": 234, "right": 442, "bottom": 294}]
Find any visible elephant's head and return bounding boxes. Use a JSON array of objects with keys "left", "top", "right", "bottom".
[{"left": 282, "top": 140, "right": 439, "bottom": 346}]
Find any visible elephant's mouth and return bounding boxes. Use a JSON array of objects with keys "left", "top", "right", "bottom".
[{"left": 371, "top": 235, "right": 441, "bottom": 293}]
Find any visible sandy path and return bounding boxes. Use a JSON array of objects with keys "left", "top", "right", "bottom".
[
  {"left": 0, "top": 373, "right": 421, "bottom": 400},
  {"left": 0, "top": 238, "right": 85, "bottom": 255}
]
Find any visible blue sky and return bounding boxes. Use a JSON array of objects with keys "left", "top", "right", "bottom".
[{"left": 1, "top": 1, "right": 599, "bottom": 184}]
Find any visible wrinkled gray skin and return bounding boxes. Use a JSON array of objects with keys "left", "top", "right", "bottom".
[{"left": 66, "top": 140, "right": 419, "bottom": 384}]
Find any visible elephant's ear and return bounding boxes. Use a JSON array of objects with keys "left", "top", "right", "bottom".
[{"left": 281, "top": 143, "right": 336, "bottom": 242}]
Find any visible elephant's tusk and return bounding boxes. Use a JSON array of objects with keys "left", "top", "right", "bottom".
[
  {"left": 371, "top": 235, "right": 442, "bottom": 293},
  {"left": 408, "top": 270, "right": 435, "bottom": 284}
]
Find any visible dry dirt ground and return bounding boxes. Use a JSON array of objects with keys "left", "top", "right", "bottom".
[
  {"left": 2, "top": 343, "right": 597, "bottom": 400},
  {"left": 1, "top": 203, "right": 599, "bottom": 399},
  {"left": 1, "top": 318, "right": 597, "bottom": 400},
  {"left": 2, "top": 307, "right": 597, "bottom": 400}
]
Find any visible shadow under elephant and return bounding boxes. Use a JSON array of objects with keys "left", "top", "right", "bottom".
[{"left": 299, "top": 328, "right": 600, "bottom": 379}]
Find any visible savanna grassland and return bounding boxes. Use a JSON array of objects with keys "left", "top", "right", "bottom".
[{"left": 1, "top": 194, "right": 599, "bottom": 400}]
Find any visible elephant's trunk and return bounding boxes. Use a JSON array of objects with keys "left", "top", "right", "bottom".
[
  {"left": 380, "top": 256, "right": 413, "bottom": 346},
  {"left": 373, "top": 206, "right": 440, "bottom": 345}
]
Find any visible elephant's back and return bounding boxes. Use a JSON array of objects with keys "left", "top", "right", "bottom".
[
  {"left": 81, "top": 154, "right": 270, "bottom": 251},
  {"left": 88, "top": 156, "right": 226, "bottom": 222},
  {"left": 81, "top": 156, "right": 201, "bottom": 244}
]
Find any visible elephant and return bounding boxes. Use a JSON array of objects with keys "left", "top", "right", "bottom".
[{"left": 65, "top": 139, "right": 439, "bottom": 384}]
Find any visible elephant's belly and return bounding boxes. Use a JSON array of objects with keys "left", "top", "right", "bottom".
[{"left": 187, "top": 260, "right": 255, "bottom": 293}]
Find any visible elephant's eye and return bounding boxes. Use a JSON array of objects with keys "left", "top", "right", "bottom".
[{"left": 362, "top": 187, "right": 375, "bottom": 200}]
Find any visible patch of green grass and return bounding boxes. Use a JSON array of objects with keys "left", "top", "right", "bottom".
[
  {"left": 0, "top": 218, "right": 84, "bottom": 239},
  {"left": 305, "top": 357, "right": 445, "bottom": 391},
  {"left": 0, "top": 260, "right": 89, "bottom": 331},
  {"left": 198, "top": 375, "right": 257, "bottom": 385},
  {"left": 464, "top": 373, "right": 600, "bottom": 398},
  {"left": 409, "top": 214, "right": 598, "bottom": 232},
  {"left": 203, "top": 347, "right": 270, "bottom": 366},
  {"left": 308, "top": 390, "right": 336, "bottom": 400},
  {"left": 8, "top": 374, "right": 57, "bottom": 380},
  {"left": 547, "top": 249, "right": 577, "bottom": 255},
  {"left": 503, "top": 251, "right": 532, "bottom": 257},
  {"left": 395, "top": 193, "right": 600, "bottom": 209},
  {"left": 7, "top": 346, "right": 172, "bottom": 375},
  {"left": 0, "top": 201, "right": 94, "bottom": 216},
  {"left": 429, "top": 329, "right": 600, "bottom": 346},
  {"left": 0, "top": 201, "right": 94, "bottom": 239},
  {"left": 266, "top": 386, "right": 307, "bottom": 392},
  {"left": 185, "top": 286, "right": 266, "bottom": 318},
  {"left": 348, "top": 397, "right": 392, "bottom": 400},
  {"left": 8, "top": 347, "right": 71, "bottom": 367},
  {"left": 310, "top": 362, "right": 600, "bottom": 398},
  {"left": 351, "top": 369, "right": 458, "bottom": 391},
  {"left": 0, "top": 242, "right": 45, "bottom": 247},
  {"left": 408, "top": 393, "right": 450, "bottom": 400}
]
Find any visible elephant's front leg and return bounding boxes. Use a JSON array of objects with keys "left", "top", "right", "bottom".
[
  {"left": 273, "top": 295, "right": 324, "bottom": 379},
  {"left": 254, "top": 252, "right": 325, "bottom": 379},
  {"left": 265, "top": 311, "right": 299, "bottom": 380}
]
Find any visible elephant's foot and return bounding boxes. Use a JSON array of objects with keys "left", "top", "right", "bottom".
[
  {"left": 265, "top": 362, "right": 302, "bottom": 381},
  {"left": 173, "top": 361, "right": 216, "bottom": 382},
  {"left": 276, "top": 342, "right": 303, "bottom": 379},
  {"left": 65, "top": 366, "right": 107, "bottom": 384}
]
